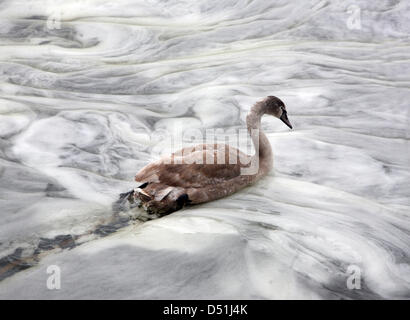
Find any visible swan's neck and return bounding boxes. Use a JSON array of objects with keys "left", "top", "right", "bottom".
[{"left": 246, "top": 102, "right": 273, "bottom": 175}]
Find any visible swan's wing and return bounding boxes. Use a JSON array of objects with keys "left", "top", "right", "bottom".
[{"left": 135, "top": 144, "right": 251, "bottom": 188}]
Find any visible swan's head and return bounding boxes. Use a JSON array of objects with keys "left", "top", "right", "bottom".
[{"left": 263, "top": 96, "right": 292, "bottom": 129}]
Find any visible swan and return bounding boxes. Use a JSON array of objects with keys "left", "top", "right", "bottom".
[{"left": 120, "top": 96, "right": 292, "bottom": 215}]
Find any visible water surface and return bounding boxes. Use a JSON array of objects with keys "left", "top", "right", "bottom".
[{"left": 0, "top": 0, "right": 409, "bottom": 299}]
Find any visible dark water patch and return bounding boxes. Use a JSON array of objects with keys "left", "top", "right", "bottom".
[
  {"left": 382, "top": 164, "right": 392, "bottom": 173},
  {"left": 0, "top": 19, "right": 99, "bottom": 49},
  {"left": 44, "top": 183, "right": 73, "bottom": 198},
  {"left": 0, "top": 248, "right": 36, "bottom": 282},
  {"left": 94, "top": 191, "right": 152, "bottom": 237},
  {"left": 0, "top": 235, "right": 79, "bottom": 282},
  {"left": 26, "top": 15, "right": 49, "bottom": 21},
  {"left": 36, "top": 234, "right": 76, "bottom": 252}
]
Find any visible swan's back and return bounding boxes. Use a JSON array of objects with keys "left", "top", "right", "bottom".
[{"left": 132, "top": 144, "right": 253, "bottom": 214}]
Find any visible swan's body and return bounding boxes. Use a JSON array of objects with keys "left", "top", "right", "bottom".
[{"left": 123, "top": 96, "right": 292, "bottom": 215}]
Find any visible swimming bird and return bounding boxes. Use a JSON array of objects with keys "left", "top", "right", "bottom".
[{"left": 121, "top": 96, "right": 292, "bottom": 216}]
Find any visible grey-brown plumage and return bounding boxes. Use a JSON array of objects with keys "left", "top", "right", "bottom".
[{"left": 126, "top": 96, "right": 292, "bottom": 215}]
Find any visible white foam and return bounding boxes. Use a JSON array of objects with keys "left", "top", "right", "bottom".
[{"left": 0, "top": 0, "right": 409, "bottom": 299}]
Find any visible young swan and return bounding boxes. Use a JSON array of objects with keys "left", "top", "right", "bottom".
[{"left": 121, "top": 96, "right": 292, "bottom": 216}]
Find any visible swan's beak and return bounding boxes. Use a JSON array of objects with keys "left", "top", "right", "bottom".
[{"left": 280, "top": 111, "right": 293, "bottom": 129}]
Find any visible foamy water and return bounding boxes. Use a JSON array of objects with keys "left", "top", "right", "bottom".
[{"left": 0, "top": 0, "right": 409, "bottom": 299}]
